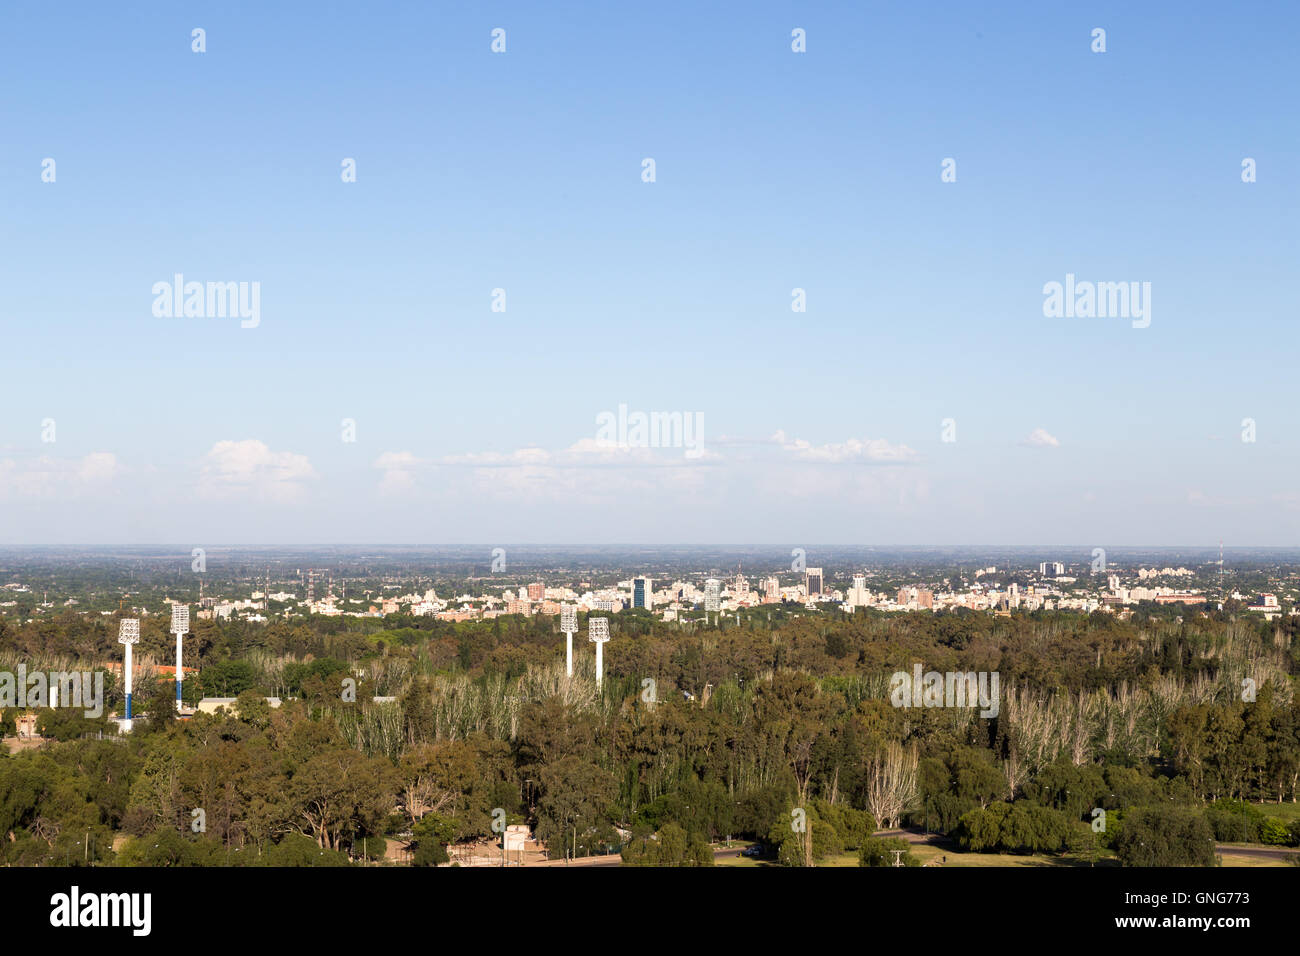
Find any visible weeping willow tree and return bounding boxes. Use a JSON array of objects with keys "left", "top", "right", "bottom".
[
  {"left": 325, "top": 699, "right": 405, "bottom": 759},
  {"left": 395, "top": 660, "right": 602, "bottom": 750},
  {"left": 360, "top": 656, "right": 416, "bottom": 698},
  {"left": 998, "top": 659, "right": 1290, "bottom": 798},
  {"left": 0, "top": 649, "right": 86, "bottom": 674},
  {"left": 865, "top": 741, "right": 918, "bottom": 828},
  {"left": 819, "top": 673, "right": 890, "bottom": 709},
  {"left": 242, "top": 650, "right": 292, "bottom": 699}
]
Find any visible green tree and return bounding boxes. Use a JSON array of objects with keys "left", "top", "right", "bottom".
[
  {"left": 767, "top": 804, "right": 840, "bottom": 866},
  {"left": 410, "top": 813, "right": 457, "bottom": 866},
  {"left": 535, "top": 756, "right": 617, "bottom": 859},
  {"left": 1115, "top": 806, "right": 1216, "bottom": 867},
  {"left": 859, "top": 836, "right": 920, "bottom": 867},
  {"left": 261, "top": 832, "right": 351, "bottom": 866}
]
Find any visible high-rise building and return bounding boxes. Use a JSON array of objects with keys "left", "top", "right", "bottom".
[
  {"left": 763, "top": 576, "right": 781, "bottom": 603},
  {"left": 805, "top": 567, "right": 823, "bottom": 598},
  {"left": 917, "top": 589, "right": 934, "bottom": 609},
  {"left": 633, "top": 577, "right": 653, "bottom": 610},
  {"left": 527, "top": 582, "right": 544, "bottom": 602},
  {"left": 848, "top": 575, "right": 871, "bottom": 607},
  {"left": 703, "top": 578, "right": 722, "bottom": 612}
]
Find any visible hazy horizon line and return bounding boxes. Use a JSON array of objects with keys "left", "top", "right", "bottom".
[{"left": 0, "top": 543, "right": 1282, "bottom": 552}]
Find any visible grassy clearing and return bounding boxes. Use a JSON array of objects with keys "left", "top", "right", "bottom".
[
  {"left": 715, "top": 836, "right": 1298, "bottom": 868},
  {"left": 1217, "top": 851, "right": 1293, "bottom": 868},
  {"left": 1254, "top": 802, "right": 1300, "bottom": 822},
  {"left": 719, "top": 841, "right": 1118, "bottom": 868}
]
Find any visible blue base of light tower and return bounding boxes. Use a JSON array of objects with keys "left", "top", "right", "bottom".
[{"left": 125, "top": 694, "right": 132, "bottom": 719}]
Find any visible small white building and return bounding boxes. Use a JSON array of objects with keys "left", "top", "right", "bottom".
[{"left": 196, "top": 696, "right": 283, "bottom": 715}]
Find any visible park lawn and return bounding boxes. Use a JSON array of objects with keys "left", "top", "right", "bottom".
[
  {"left": 1218, "top": 851, "right": 1292, "bottom": 868},
  {"left": 1254, "top": 802, "right": 1300, "bottom": 823},
  {"left": 719, "top": 841, "right": 1287, "bottom": 868},
  {"left": 905, "top": 840, "right": 1118, "bottom": 867},
  {"left": 821, "top": 843, "right": 1111, "bottom": 867},
  {"left": 914, "top": 847, "right": 1102, "bottom": 867}
]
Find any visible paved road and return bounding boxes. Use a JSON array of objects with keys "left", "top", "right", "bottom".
[
  {"left": 880, "top": 827, "right": 1298, "bottom": 863},
  {"left": 528, "top": 844, "right": 750, "bottom": 867},
  {"left": 1215, "top": 843, "right": 1298, "bottom": 861},
  {"left": 530, "top": 853, "right": 623, "bottom": 867},
  {"left": 523, "top": 830, "right": 1296, "bottom": 867},
  {"left": 875, "top": 827, "right": 944, "bottom": 845}
]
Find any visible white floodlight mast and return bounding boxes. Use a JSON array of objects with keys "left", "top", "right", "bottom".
[
  {"left": 171, "top": 603, "right": 190, "bottom": 713},
  {"left": 118, "top": 619, "right": 140, "bottom": 724},
  {"left": 560, "top": 605, "right": 577, "bottom": 677},
  {"left": 588, "top": 617, "right": 610, "bottom": 689}
]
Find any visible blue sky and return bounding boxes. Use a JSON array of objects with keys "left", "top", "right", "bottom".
[{"left": 2, "top": 1, "right": 1297, "bottom": 545}]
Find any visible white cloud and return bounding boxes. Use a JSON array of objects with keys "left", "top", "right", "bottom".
[
  {"left": 441, "top": 447, "right": 553, "bottom": 467},
  {"left": 372, "top": 427, "right": 923, "bottom": 509},
  {"left": 1021, "top": 428, "right": 1060, "bottom": 448},
  {"left": 775, "top": 433, "right": 919, "bottom": 464},
  {"left": 374, "top": 451, "right": 424, "bottom": 496},
  {"left": 371, "top": 435, "right": 718, "bottom": 502},
  {"left": 197, "top": 440, "right": 316, "bottom": 502},
  {"left": 0, "top": 452, "right": 121, "bottom": 498},
  {"left": 77, "top": 452, "right": 121, "bottom": 483}
]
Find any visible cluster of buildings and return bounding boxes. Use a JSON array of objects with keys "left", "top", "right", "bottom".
[
  {"left": 284, "top": 564, "right": 1231, "bottom": 622},
  {"left": 92, "top": 572, "right": 1300, "bottom": 628},
  {"left": 196, "top": 596, "right": 267, "bottom": 623},
  {"left": 4, "top": 557, "right": 1297, "bottom": 633},
  {"left": 1241, "top": 591, "right": 1283, "bottom": 620},
  {"left": 1137, "top": 566, "right": 1195, "bottom": 579},
  {"left": 156, "top": 564, "right": 1300, "bottom": 625},
  {"left": 291, "top": 569, "right": 826, "bottom": 622}
]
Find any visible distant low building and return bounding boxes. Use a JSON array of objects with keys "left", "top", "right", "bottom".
[
  {"left": 1246, "top": 593, "right": 1282, "bottom": 618},
  {"left": 1154, "top": 593, "right": 1205, "bottom": 605},
  {"left": 15, "top": 712, "right": 39, "bottom": 738},
  {"left": 196, "top": 696, "right": 283, "bottom": 715}
]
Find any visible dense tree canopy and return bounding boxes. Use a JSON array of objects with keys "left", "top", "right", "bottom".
[{"left": 0, "top": 605, "right": 1296, "bottom": 865}]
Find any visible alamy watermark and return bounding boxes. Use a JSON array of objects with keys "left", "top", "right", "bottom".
[
  {"left": 0, "top": 665, "right": 105, "bottom": 718},
  {"left": 152, "top": 275, "right": 260, "bottom": 328},
  {"left": 1042, "top": 274, "right": 1150, "bottom": 329},
  {"left": 889, "top": 664, "right": 1000, "bottom": 718},
  {"left": 595, "top": 404, "right": 703, "bottom": 458},
  {"left": 50, "top": 886, "right": 150, "bottom": 936}
]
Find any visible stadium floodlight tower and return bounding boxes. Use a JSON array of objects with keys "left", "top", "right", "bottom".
[
  {"left": 588, "top": 617, "right": 610, "bottom": 690},
  {"left": 171, "top": 603, "right": 190, "bottom": 713},
  {"left": 560, "top": 605, "right": 578, "bottom": 678},
  {"left": 118, "top": 618, "right": 140, "bottom": 729}
]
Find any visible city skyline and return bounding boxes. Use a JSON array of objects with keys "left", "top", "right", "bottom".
[{"left": 3, "top": 0, "right": 1294, "bottom": 912}]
